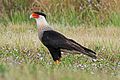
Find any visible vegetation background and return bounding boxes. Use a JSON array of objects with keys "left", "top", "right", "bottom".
[
  {"left": 1, "top": 0, "right": 120, "bottom": 26},
  {"left": 0, "top": 0, "right": 120, "bottom": 80}
]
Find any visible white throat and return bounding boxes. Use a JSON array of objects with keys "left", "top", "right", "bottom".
[{"left": 35, "top": 16, "right": 48, "bottom": 28}]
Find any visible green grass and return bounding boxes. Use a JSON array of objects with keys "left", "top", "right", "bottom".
[
  {"left": 109, "top": 12, "right": 120, "bottom": 26},
  {"left": 0, "top": 24, "right": 120, "bottom": 80},
  {"left": 1, "top": 0, "right": 120, "bottom": 27}
]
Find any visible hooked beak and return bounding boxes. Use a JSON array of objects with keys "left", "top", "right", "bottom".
[{"left": 30, "top": 14, "right": 33, "bottom": 19}]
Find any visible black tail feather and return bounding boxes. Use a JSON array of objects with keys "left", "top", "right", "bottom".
[{"left": 66, "top": 39, "right": 97, "bottom": 59}]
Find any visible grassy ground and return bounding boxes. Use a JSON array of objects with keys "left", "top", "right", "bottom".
[
  {"left": 0, "top": 24, "right": 120, "bottom": 80},
  {"left": 0, "top": 0, "right": 120, "bottom": 80}
]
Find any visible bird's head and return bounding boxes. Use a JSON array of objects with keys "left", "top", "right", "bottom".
[
  {"left": 30, "top": 12, "right": 48, "bottom": 27},
  {"left": 30, "top": 12, "right": 46, "bottom": 19}
]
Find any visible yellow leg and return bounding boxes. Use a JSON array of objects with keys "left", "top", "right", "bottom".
[{"left": 54, "top": 60, "right": 60, "bottom": 64}]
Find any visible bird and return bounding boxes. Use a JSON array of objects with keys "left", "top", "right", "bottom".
[{"left": 30, "top": 12, "right": 97, "bottom": 64}]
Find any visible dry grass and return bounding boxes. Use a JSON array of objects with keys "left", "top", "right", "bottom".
[
  {"left": 0, "top": 24, "right": 119, "bottom": 53},
  {"left": 0, "top": 24, "right": 120, "bottom": 80}
]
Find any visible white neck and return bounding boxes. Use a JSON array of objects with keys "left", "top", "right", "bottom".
[{"left": 35, "top": 16, "right": 48, "bottom": 28}]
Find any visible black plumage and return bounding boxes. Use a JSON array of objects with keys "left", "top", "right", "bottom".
[
  {"left": 34, "top": 12, "right": 46, "bottom": 18},
  {"left": 30, "top": 12, "right": 97, "bottom": 63},
  {"left": 41, "top": 30, "right": 97, "bottom": 61}
]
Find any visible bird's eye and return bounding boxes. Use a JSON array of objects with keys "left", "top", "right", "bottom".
[{"left": 32, "top": 13, "right": 39, "bottom": 18}]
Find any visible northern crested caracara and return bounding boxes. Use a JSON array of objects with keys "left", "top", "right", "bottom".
[{"left": 30, "top": 12, "right": 97, "bottom": 64}]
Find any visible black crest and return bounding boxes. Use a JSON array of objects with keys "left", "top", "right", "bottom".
[{"left": 34, "top": 12, "right": 46, "bottom": 18}]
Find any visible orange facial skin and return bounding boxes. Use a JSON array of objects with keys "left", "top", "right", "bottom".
[{"left": 32, "top": 13, "right": 39, "bottom": 18}]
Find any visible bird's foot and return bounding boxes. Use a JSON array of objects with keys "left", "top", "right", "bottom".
[{"left": 54, "top": 60, "right": 60, "bottom": 64}]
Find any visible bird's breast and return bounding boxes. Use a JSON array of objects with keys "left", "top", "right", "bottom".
[
  {"left": 38, "top": 26, "right": 52, "bottom": 41},
  {"left": 38, "top": 30, "right": 44, "bottom": 41}
]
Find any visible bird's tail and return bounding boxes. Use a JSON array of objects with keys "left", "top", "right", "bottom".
[{"left": 65, "top": 39, "right": 97, "bottom": 59}]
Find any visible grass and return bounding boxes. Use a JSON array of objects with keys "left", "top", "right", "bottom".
[
  {"left": 1, "top": 0, "right": 120, "bottom": 26},
  {"left": 0, "top": 24, "right": 120, "bottom": 80},
  {"left": 0, "top": 0, "right": 120, "bottom": 79}
]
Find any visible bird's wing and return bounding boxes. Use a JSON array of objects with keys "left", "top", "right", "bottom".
[
  {"left": 41, "top": 30, "right": 96, "bottom": 59},
  {"left": 41, "top": 30, "right": 68, "bottom": 48}
]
